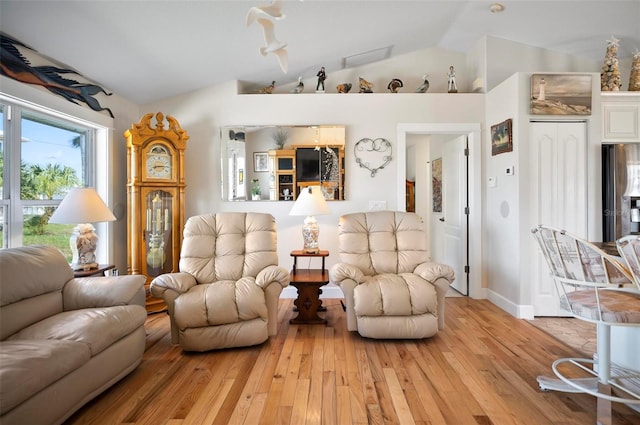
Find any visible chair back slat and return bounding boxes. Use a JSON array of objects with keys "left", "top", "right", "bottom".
[
  {"left": 532, "top": 225, "right": 634, "bottom": 321},
  {"left": 533, "top": 225, "right": 632, "bottom": 288},
  {"left": 616, "top": 235, "right": 640, "bottom": 292}
]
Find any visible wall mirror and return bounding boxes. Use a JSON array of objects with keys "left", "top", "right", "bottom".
[{"left": 221, "top": 125, "right": 346, "bottom": 201}]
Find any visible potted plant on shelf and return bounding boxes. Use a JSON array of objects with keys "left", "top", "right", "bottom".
[
  {"left": 271, "top": 127, "right": 288, "bottom": 150},
  {"left": 251, "top": 178, "right": 261, "bottom": 200}
]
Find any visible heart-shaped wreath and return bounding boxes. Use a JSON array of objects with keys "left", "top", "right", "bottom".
[{"left": 354, "top": 138, "right": 392, "bottom": 177}]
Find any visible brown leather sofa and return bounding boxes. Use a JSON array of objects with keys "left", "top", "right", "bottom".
[
  {"left": 330, "top": 211, "right": 455, "bottom": 339},
  {"left": 150, "top": 212, "right": 290, "bottom": 352},
  {"left": 0, "top": 245, "right": 147, "bottom": 425}
]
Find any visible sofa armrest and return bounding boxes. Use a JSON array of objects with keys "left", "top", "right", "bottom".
[
  {"left": 330, "top": 263, "right": 366, "bottom": 332},
  {"left": 256, "top": 265, "right": 290, "bottom": 336},
  {"left": 329, "top": 262, "right": 365, "bottom": 287},
  {"left": 62, "top": 275, "right": 146, "bottom": 310},
  {"left": 414, "top": 261, "right": 455, "bottom": 284},
  {"left": 149, "top": 272, "right": 197, "bottom": 299},
  {"left": 255, "top": 265, "right": 290, "bottom": 289},
  {"left": 149, "top": 272, "right": 197, "bottom": 344},
  {"left": 414, "top": 261, "right": 455, "bottom": 330}
]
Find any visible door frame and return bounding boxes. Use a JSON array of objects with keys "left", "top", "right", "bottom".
[{"left": 397, "top": 123, "right": 483, "bottom": 299}]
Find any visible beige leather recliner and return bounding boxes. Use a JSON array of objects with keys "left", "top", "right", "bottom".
[
  {"left": 150, "top": 212, "right": 290, "bottom": 351},
  {"left": 330, "top": 211, "right": 455, "bottom": 339}
]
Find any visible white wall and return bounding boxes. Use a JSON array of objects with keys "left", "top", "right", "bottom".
[
  {"left": 1, "top": 36, "right": 623, "bottom": 304},
  {"left": 484, "top": 72, "right": 602, "bottom": 317},
  {"left": 144, "top": 84, "right": 484, "bottom": 296},
  {"left": 406, "top": 134, "right": 431, "bottom": 257},
  {"left": 413, "top": 136, "right": 431, "bottom": 226},
  {"left": 274, "top": 47, "right": 470, "bottom": 95},
  {"left": 484, "top": 74, "right": 521, "bottom": 312},
  {"left": 484, "top": 36, "right": 607, "bottom": 92}
]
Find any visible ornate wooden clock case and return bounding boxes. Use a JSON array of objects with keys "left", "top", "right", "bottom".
[{"left": 125, "top": 112, "right": 189, "bottom": 312}]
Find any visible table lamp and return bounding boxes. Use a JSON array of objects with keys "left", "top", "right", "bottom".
[
  {"left": 49, "top": 187, "right": 116, "bottom": 270},
  {"left": 289, "top": 185, "right": 329, "bottom": 253}
]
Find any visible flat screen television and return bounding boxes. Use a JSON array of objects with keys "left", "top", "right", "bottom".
[{"left": 296, "top": 148, "right": 320, "bottom": 182}]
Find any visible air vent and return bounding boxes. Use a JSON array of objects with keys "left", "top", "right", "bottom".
[{"left": 341, "top": 46, "right": 393, "bottom": 69}]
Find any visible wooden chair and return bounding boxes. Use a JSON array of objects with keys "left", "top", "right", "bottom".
[{"left": 531, "top": 225, "right": 640, "bottom": 423}]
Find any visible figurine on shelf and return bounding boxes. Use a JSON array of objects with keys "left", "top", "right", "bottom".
[
  {"left": 387, "top": 78, "right": 403, "bottom": 93},
  {"left": 415, "top": 74, "right": 430, "bottom": 93},
  {"left": 291, "top": 76, "right": 304, "bottom": 93},
  {"left": 447, "top": 66, "right": 458, "bottom": 93},
  {"left": 628, "top": 49, "right": 640, "bottom": 91},
  {"left": 359, "top": 77, "right": 373, "bottom": 93},
  {"left": 336, "top": 82, "right": 352, "bottom": 93},
  {"left": 316, "top": 66, "right": 326, "bottom": 92},
  {"left": 257, "top": 80, "right": 276, "bottom": 94}
]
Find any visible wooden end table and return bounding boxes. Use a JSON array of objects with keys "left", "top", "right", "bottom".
[
  {"left": 289, "top": 250, "right": 330, "bottom": 325},
  {"left": 289, "top": 269, "right": 329, "bottom": 325},
  {"left": 290, "top": 249, "right": 329, "bottom": 272},
  {"left": 73, "top": 264, "right": 116, "bottom": 278}
]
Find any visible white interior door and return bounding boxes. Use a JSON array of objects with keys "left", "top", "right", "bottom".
[
  {"left": 432, "top": 135, "right": 468, "bottom": 295},
  {"left": 400, "top": 123, "right": 481, "bottom": 299},
  {"left": 530, "top": 121, "right": 587, "bottom": 316}
]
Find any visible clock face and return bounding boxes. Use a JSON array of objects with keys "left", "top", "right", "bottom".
[{"left": 146, "top": 154, "right": 172, "bottom": 179}]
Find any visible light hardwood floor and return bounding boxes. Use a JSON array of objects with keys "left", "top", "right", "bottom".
[{"left": 65, "top": 298, "right": 639, "bottom": 424}]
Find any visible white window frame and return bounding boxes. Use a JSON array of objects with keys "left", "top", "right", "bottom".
[{"left": 1, "top": 79, "right": 114, "bottom": 262}]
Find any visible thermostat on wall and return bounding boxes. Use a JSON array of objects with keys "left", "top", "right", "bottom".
[{"left": 505, "top": 166, "right": 515, "bottom": 176}]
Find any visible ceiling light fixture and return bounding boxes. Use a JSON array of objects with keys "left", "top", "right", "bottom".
[{"left": 490, "top": 3, "right": 504, "bottom": 13}]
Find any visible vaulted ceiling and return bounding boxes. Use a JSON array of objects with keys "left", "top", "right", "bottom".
[{"left": 1, "top": 0, "right": 638, "bottom": 104}]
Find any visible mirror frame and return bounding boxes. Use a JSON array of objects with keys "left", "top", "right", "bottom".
[{"left": 220, "top": 125, "right": 346, "bottom": 201}]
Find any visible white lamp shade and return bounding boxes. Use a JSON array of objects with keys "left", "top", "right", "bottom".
[
  {"left": 49, "top": 187, "right": 116, "bottom": 224},
  {"left": 289, "top": 186, "right": 329, "bottom": 216}
]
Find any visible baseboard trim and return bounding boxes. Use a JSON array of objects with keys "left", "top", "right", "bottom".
[{"left": 487, "top": 289, "right": 534, "bottom": 319}]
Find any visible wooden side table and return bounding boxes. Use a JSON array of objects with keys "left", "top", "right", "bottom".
[
  {"left": 289, "top": 269, "right": 329, "bottom": 325},
  {"left": 289, "top": 250, "right": 330, "bottom": 325},
  {"left": 290, "top": 249, "right": 329, "bottom": 272},
  {"left": 73, "top": 264, "right": 116, "bottom": 278}
]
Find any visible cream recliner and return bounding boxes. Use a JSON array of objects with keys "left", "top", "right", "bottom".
[
  {"left": 330, "top": 211, "right": 455, "bottom": 339},
  {"left": 150, "top": 212, "right": 289, "bottom": 351}
]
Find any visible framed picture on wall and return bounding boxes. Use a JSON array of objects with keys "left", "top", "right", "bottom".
[
  {"left": 491, "top": 119, "right": 513, "bottom": 156},
  {"left": 530, "top": 74, "right": 592, "bottom": 115},
  {"left": 431, "top": 158, "right": 442, "bottom": 213},
  {"left": 253, "top": 152, "right": 269, "bottom": 172}
]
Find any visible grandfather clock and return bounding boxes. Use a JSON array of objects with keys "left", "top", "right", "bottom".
[{"left": 125, "top": 112, "right": 189, "bottom": 313}]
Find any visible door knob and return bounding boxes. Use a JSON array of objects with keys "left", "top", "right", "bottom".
[{"left": 439, "top": 217, "right": 445, "bottom": 222}]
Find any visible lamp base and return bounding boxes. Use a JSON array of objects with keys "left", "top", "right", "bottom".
[
  {"left": 302, "top": 216, "right": 320, "bottom": 254},
  {"left": 303, "top": 247, "right": 320, "bottom": 254},
  {"left": 70, "top": 223, "right": 99, "bottom": 270}
]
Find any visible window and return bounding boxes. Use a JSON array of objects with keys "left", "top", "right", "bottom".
[{"left": 0, "top": 100, "right": 104, "bottom": 262}]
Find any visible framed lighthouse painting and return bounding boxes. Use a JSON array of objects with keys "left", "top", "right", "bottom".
[{"left": 530, "top": 74, "right": 592, "bottom": 115}]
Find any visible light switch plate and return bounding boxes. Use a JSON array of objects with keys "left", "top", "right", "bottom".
[
  {"left": 488, "top": 176, "right": 497, "bottom": 187},
  {"left": 369, "top": 200, "right": 387, "bottom": 211},
  {"left": 506, "top": 166, "right": 515, "bottom": 176}
]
